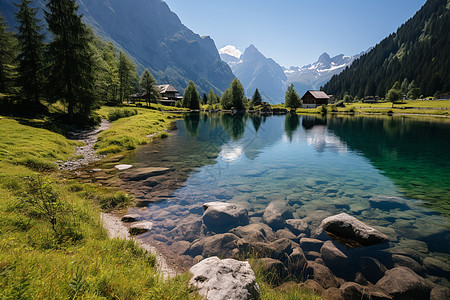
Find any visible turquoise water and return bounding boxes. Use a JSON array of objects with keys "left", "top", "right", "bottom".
[{"left": 129, "top": 113, "right": 450, "bottom": 284}]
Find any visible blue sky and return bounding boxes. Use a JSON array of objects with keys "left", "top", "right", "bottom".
[{"left": 164, "top": 0, "right": 427, "bottom": 67}]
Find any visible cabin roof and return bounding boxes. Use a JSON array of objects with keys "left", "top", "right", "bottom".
[
  {"left": 158, "top": 84, "right": 178, "bottom": 94},
  {"left": 302, "top": 90, "right": 330, "bottom": 100}
]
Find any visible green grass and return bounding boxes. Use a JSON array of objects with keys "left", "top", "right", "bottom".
[
  {"left": 346, "top": 100, "right": 450, "bottom": 109},
  {"left": 95, "top": 107, "right": 180, "bottom": 155}
]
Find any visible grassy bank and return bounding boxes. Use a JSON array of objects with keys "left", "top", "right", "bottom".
[
  {"left": 0, "top": 115, "right": 197, "bottom": 299},
  {"left": 95, "top": 106, "right": 181, "bottom": 155}
]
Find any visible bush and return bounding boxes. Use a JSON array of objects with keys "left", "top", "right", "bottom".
[{"left": 107, "top": 108, "right": 138, "bottom": 122}]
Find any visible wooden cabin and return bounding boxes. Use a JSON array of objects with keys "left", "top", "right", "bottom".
[
  {"left": 301, "top": 91, "right": 330, "bottom": 108},
  {"left": 157, "top": 84, "right": 182, "bottom": 106}
]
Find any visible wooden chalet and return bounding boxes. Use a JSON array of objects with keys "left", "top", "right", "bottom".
[
  {"left": 301, "top": 91, "right": 330, "bottom": 108},
  {"left": 157, "top": 84, "right": 182, "bottom": 106}
]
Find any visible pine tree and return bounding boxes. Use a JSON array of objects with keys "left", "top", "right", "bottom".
[
  {"left": 220, "top": 88, "right": 232, "bottom": 110},
  {"left": 45, "top": 0, "right": 96, "bottom": 122},
  {"left": 182, "top": 81, "right": 200, "bottom": 109},
  {"left": 207, "top": 89, "right": 216, "bottom": 105},
  {"left": 0, "top": 13, "right": 18, "bottom": 94},
  {"left": 202, "top": 93, "right": 207, "bottom": 106},
  {"left": 230, "top": 78, "right": 246, "bottom": 110},
  {"left": 140, "top": 69, "right": 160, "bottom": 106},
  {"left": 251, "top": 88, "right": 262, "bottom": 106},
  {"left": 118, "top": 50, "right": 137, "bottom": 103},
  {"left": 15, "top": 0, "right": 45, "bottom": 105},
  {"left": 284, "top": 84, "right": 301, "bottom": 109}
]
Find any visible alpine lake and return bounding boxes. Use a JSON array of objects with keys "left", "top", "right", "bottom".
[{"left": 120, "top": 113, "right": 450, "bottom": 288}]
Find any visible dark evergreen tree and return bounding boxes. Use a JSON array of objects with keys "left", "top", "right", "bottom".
[
  {"left": 284, "top": 84, "right": 301, "bottom": 109},
  {"left": 182, "top": 81, "right": 200, "bottom": 109},
  {"left": 15, "top": 0, "right": 45, "bottom": 105},
  {"left": 118, "top": 50, "right": 137, "bottom": 103},
  {"left": 0, "top": 13, "right": 18, "bottom": 94},
  {"left": 202, "top": 92, "right": 207, "bottom": 105},
  {"left": 251, "top": 88, "right": 262, "bottom": 106},
  {"left": 139, "top": 69, "right": 160, "bottom": 106},
  {"left": 324, "top": 0, "right": 450, "bottom": 98},
  {"left": 207, "top": 89, "right": 216, "bottom": 105},
  {"left": 220, "top": 88, "right": 232, "bottom": 110},
  {"left": 45, "top": 0, "right": 96, "bottom": 122}
]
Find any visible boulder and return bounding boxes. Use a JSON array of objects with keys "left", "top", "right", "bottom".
[
  {"left": 300, "top": 238, "right": 324, "bottom": 252},
  {"left": 392, "top": 254, "right": 424, "bottom": 274},
  {"left": 375, "top": 267, "right": 432, "bottom": 300},
  {"left": 430, "top": 286, "right": 450, "bottom": 300},
  {"left": 288, "top": 247, "right": 308, "bottom": 278},
  {"left": 302, "top": 279, "right": 324, "bottom": 293},
  {"left": 276, "top": 229, "right": 297, "bottom": 240},
  {"left": 340, "top": 282, "right": 392, "bottom": 300},
  {"left": 307, "top": 261, "right": 341, "bottom": 289},
  {"left": 321, "top": 213, "right": 388, "bottom": 247},
  {"left": 322, "top": 287, "right": 344, "bottom": 300},
  {"left": 203, "top": 202, "right": 249, "bottom": 232},
  {"left": 230, "top": 223, "right": 276, "bottom": 244},
  {"left": 189, "top": 257, "right": 260, "bottom": 300},
  {"left": 358, "top": 257, "right": 387, "bottom": 284},
  {"left": 121, "top": 214, "right": 141, "bottom": 222},
  {"left": 285, "top": 219, "right": 309, "bottom": 235},
  {"left": 185, "top": 233, "right": 240, "bottom": 258},
  {"left": 320, "top": 241, "right": 348, "bottom": 268},
  {"left": 262, "top": 200, "right": 294, "bottom": 230},
  {"left": 169, "top": 218, "right": 205, "bottom": 242},
  {"left": 256, "top": 258, "right": 287, "bottom": 285},
  {"left": 129, "top": 221, "right": 153, "bottom": 235},
  {"left": 369, "top": 195, "right": 410, "bottom": 210}
]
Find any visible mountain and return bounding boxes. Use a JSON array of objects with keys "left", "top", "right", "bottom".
[
  {"left": 0, "top": 0, "right": 234, "bottom": 95},
  {"left": 324, "top": 0, "right": 450, "bottom": 99},
  {"left": 285, "top": 51, "right": 365, "bottom": 97},
  {"left": 220, "top": 45, "right": 287, "bottom": 103}
]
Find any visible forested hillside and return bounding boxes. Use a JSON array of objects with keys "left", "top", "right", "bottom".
[{"left": 324, "top": 0, "right": 450, "bottom": 99}]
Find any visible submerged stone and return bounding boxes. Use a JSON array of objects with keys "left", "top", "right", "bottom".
[
  {"left": 129, "top": 221, "right": 153, "bottom": 235},
  {"left": 369, "top": 195, "right": 410, "bottom": 210}
]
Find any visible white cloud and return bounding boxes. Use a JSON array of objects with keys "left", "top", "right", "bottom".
[{"left": 219, "top": 45, "right": 242, "bottom": 59}]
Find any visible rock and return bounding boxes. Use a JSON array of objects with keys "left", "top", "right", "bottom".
[
  {"left": 359, "top": 257, "right": 387, "bottom": 284},
  {"left": 321, "top": 213, "right": 388, "bottom": 247},
  {"left": 185, "top": 233, "right": 240, "bottom": 258},
  {"left": 276, "top": 229, "right": 297, "bottom": 240},
  {"left": 129, "top": 221, "right": 153, "bottom": 235},
  {"left": 340, "top": 282, "right": 392, "bottom": 300},
  {"left": 120, "top": 167, "right": 171, "bottom": 181},
  {"left": 203, "top": 202, "right": 249, "bottom": 232},
  {"left": 121, "top": 214, "right": 141, "bottom": 222},
  {"left": 161, "top": 219, "right": 176, "bottom": 230},
  {"left": 302, "top": 279, "right": 324, "bottom": 293},
  {"left": 305, "top": 251, "right": 321, "bottom": 260},
  {"left": 256, "top": 258, "right": 287, "bottom": 285},
  {"left": 262, "top": 200, "right": 294, "bottom": 230},
  {"left": 322, "top": 287, "right": 344, "bottom": 300},
  {"left": 375, "top": 267, "right": 432, "bottom": 300},
  {"left": 423, "top": 256, "right": 450, "bottom": 276},
  {"left": 114, "top": 164, "right": 133, "bottom": 171},
  {"left": 392, "top": 254, "right": 424, "bottom": 274},
  {"left": 388, "top": 247, "right": 422, "bottom": 262},
  {"left": 171, "top": 241, "right": 191, "bottom": 255},
  {"left": 285, "top": 219, "right": 309, "bottom": 235},
  {"left": 430, "top": 286, "right": 450, "bottom": 300},
  {"left": 320, "top": 241, "right": 348, "bottom": 268},
  {"left": 307, "top": 261, "right": 341, "bottom": 289},
  {"left": 169, "top": 218, "right": 205, "bottom": 242},
  {"left": 369, "top": 195, "right": 410, "bottom": 210},
  {"left": 189, "top": 257, "right": 260, "bottom": 300},
  {"left": 230, "top": 223, "right": 277, "bottom": 244},
  {"left": 300, "top": 238, "right": 324, "bottom": 252},
  {"left": 354, "top": 272, "right": 369, "bottom": 286},
  {"left": 288, "top": 247, "right": 308, "bottom": 278}
]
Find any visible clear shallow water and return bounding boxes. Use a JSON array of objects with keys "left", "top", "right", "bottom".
[{"left": 128, "top": 113, "right": 450, "bottom": 285}]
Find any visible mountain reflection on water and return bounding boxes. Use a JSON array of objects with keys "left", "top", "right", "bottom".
[{"left": 126, "top": 113, "right": 449, "bottom": 285}]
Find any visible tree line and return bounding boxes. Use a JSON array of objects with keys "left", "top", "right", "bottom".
[
  {"left": 324, "top": 0, "right": 449, "bottom": 100},
  {"left": 0, "top": 0, "right": 161, "bottom": 124}
]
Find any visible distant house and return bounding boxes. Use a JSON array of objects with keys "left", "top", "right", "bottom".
[
  {"left": 436, "top": 92, "right": 450, "bottom": 100},
  {"left": 301, "top": 91, "right": 330, "bottom": 108},
  {"left": 157, "top": 84, "right": 182, "bottom": 106},
  {"left": 130, "top": 84, "right": 181, "bottom": 106}
]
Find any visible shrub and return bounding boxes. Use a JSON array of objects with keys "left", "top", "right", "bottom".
[{"left": 107, "top": 108, "right": 138, "bottom": 122}]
